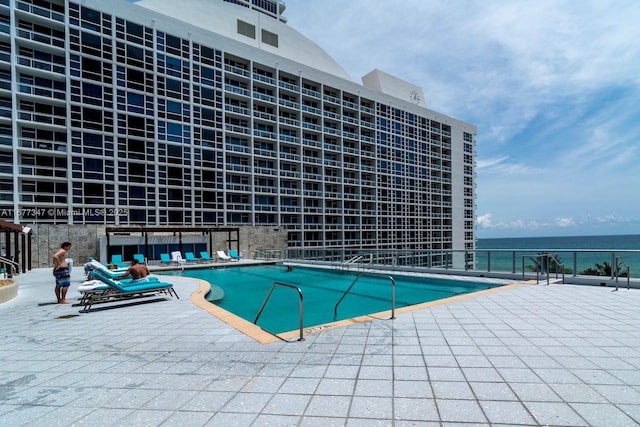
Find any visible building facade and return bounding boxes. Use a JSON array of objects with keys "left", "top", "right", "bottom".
[{"left": 0, "top": 0, "right": 477, "bottom": 261}]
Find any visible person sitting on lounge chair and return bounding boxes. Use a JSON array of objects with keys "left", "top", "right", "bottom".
[{"left": 116, "top": 259, "right": 151, "bottom": 282}]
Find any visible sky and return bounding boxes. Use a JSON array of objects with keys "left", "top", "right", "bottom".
[{"left": 282, "top": 0, "right": 640, "bottom": 239}]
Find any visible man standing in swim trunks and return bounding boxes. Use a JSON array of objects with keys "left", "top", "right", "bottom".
[{"left": 52, "top": 242, "right": 72, "bottom": 304}]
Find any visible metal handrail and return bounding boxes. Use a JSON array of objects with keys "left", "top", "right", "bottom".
[
  {"left": 342, "top": 253, "right": 373, "bottom": 271},
  {"left": 615, "top": 257, "right": 630, "bottom": 291},
  {"left": 342, "top": 255, "right": 362, "bottom": 270},
  {"left": 547, "top": 254, "right": 565, "bottom": 285},
  {"left": 334, "top": 274, "right": 395, "bottom": 320},
  {"left": 344, "top": 255, "right": 363, "bottom": 264},
  {"left": 0, "top": 256, "right": 20, "bottom": 278},
  {"left": 532, "top": 253, "right": 565, "bottom": 285},
  {"left": 333, "top": 273, "right": 362, "bottom": 318},
  {"left": 254, "top": 282, "right": 304, "bottom": 341}
]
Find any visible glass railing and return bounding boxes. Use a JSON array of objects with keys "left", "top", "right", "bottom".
[
  {"left": 19, "top": 83, "right": 66, "bottom": 100},
  {"left": 16, "top": 0, "right": 64, "bottom": 22},
  {"left": 278, "top": 81, "right": 299, "bottom": 92},
  {"left": 18, "top": 111, "right": 66, "bottom": 126},
  {"left": 265, "top": 248, "right": 640, "bottom": 280},
  {"left": 253, "top": 73, "right": 275, "bottom": 85},
  {"left": 16, "top": 28, "right": 65, "bottom": 48},
  {"left": 224, "top": 64, "right": 249, "bottom": 77},
  {"left": 16, "top": 56, "right": 65, "bottom": 74}
]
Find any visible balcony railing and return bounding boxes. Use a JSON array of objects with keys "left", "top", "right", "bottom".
[{"left": 16, "top": 0, "right": 64, "bottom": 22}]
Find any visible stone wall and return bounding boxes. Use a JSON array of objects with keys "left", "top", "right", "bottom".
[
  {"left": 29, "top": 224, "right": 105, "bottom": 269},
  {"left": 27, "top": 224, "right": 288, "bottom": 268}
]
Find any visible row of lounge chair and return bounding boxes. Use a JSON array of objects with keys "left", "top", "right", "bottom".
[
  {"left": 108, "top": 253, "right": 145, "bottom": 268},
  {"left": 78, "top": 261, "right": 179, "bottom": 312},
  {"left": 160, "top": 250, "right": 243, "bottom": 264},
  {"left": 106, "top": 250, "right": 242, "bottom": 268}
]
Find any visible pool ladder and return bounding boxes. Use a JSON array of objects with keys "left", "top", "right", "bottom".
[
  {"left": 342, "top": 253, "right": 373, "bottom": 270},
  {"left": 334, "top": 274, "right": 396, "bottom": 320},
  {"left": 254, "top": 274, "right": 397, "bottom": 342},
  {"left": 529, "top": 253, "right": 565, "bottom": 285},
  {"left": 254, "top": 282, "right": 305, "bottom": 341},
  {"left": 0, "top": 256, "right": 19, "bottom": 278}
]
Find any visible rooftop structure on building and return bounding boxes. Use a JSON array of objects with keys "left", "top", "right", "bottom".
[{"left": 0, "top": 0, "right": 477, "bottom": 262}]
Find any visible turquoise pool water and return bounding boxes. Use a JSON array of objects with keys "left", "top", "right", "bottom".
[{"left": 171, "top": 265, "right": 503, "bottom": 334}]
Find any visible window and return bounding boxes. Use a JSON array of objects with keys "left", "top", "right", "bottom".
[
  {"left": 80, "top": 6, "right": 101, "bottom": 31},
  {"left": 237, "top": 20, "right": 255, "bottom": 39},
  {"left": 81, "top": 31, "right": 101, "bottom": 52},
  {"left": 262, "top": 29, "right": 278, "bottom": 47}
]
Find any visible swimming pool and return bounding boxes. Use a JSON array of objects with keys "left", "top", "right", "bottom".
[{"left": 170, "top": 265, "right": 505, "bottom": 335}]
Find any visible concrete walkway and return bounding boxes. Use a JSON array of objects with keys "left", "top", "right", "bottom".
[{"left": 1, "top": 266, "right": 639, "bottom": 426}]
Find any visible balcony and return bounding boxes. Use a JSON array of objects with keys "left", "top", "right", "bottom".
[
  {"left": 18, "top": 111, "right": 65, "bottom": 126},
  {"left": 19, "top": 138, "right": 67, "bottom": 152},
  {"left": 252, "top": 73, "right": 275, "bottom": 85},
  {"left": 20, "top": 165, "right": 66, "bottom": 177},
  {"left": 19, "top": 83, "right": 65, "bottom": 101},
  {"left": 16, "top": 28, "right": 65, "bottom": 49},
  {"left": 16, "top": 55, "right": 65, "bottom": 75},
  {"left": 224, "top": 84, "right": 250, "bottom": 97},
  {"left": 224, "top": 64, "right": 250, "bottom": 77},
  {"left": 16, "top": 0, "right": 64, "bottom": 23},
  {"left": 278, "top": 80, "right": 299, "bottom": 92},
  {"left": 225, "top": 104, "right": 249, "bottom": 116},
  {"left": 278, "top": 98, "right": 299, "bottom": 109}
]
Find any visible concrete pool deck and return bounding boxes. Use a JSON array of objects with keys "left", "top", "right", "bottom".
[{"left": 1, "top": 266, "right": 640, "bottom": 426}]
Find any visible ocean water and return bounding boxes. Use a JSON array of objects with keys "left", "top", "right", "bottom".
[{"left": 476, "top": 234, "right": 640, "bottom": 276}]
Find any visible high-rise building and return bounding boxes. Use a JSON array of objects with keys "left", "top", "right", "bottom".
[{"left": 0, "top": 0, "right": 476, "bottom": 259}]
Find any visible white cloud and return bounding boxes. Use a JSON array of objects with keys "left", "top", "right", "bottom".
[
  {"left": 555, "top": 217, "right": 576, "bottom": 228},
  {"left": 594, "top": 214, "right": 634, "bottom": 225},
  {"left": 284, "top": 0, "right": 640, "bottom": 238},
  {"left": 476, "top": 157, "right": 508, "bottom": 170},
  {"left": 476, "top": 212, "right": 639, "bottom": 237},
  {"left": 476, "top": 156, "right": 545, "bottom": 176},
  {"left": 476, "top": 214, "right": 545, "bottom": 231},
  {"left": 476, "top": 213, "right": 493, "bottom": 229}
]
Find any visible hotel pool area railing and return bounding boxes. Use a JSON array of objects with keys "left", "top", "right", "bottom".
[
  {"left": 532, "top": 253, "right": 566, "bottom": 285},
  {"left": 254, "top": 281, "right": 305, "bottom": 342},
  {"left": 0, "top": 256, "right": 19, "bottom": 278},
  {"left": 333, "top": 273, "right": 396, "bottom": 321},
  {"left": 616, "top": 257, "right": 631, "bottom": 290},
  {"left": 255, "top": 248, "right": 640, "bottom": 285}
]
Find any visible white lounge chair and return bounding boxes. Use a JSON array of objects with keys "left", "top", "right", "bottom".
[
  {"left": 216, "top": 250, "right": 233, "bottom": 262},
  {"left": 84, "top": 258, "right": 128, "bottom": 279},
  {"left": 171, "top": 251, "right": 185, "bottom": 265}
]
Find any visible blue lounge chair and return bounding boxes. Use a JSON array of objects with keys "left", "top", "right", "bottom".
[
  {"left": 110, "top": 254, "right": 127, "bottom": 268},
  {"left": 133, "top": 253, "right": 145, "bottom": 264},
  {"left": 89, "top": 269, "right": 160, "bottom": 285},
  {"left": 200, "top": 251, "right": 215, "bottom": 262},
  {"left": 229, "top": 249, "right": 243, "bottom": 260},
  {"left": 184, "top": 252, "right": 200, "bottom": 263},
  {"left": 160, "top": 253, "right": 172, "bottom": 264},
  {"left": 78, "top": 269, "right": 161, "bottom": 306},
  {"left": 80, "top": 270, "right": 178, "bottom": 312}
]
